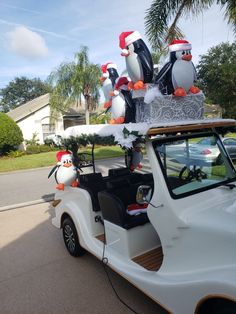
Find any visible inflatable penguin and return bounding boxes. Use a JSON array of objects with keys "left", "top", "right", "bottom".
[
  {"left": 155, "top": 39, "right": 200, "bottom": 96},
  {"left": 109, "top": 76, "right": 135, "bottom": 124},
  {"left": 119, "top": 31, "right": 153, "bottom": 90},
  {"left": 100, "top": 63, "right": 119, "bottom": 109},
  {"left": 126, "top": 142, "right": 144, "bottom": 172},
  {"left": 48, "top": 151, "right": 78, "bottom": 191}
]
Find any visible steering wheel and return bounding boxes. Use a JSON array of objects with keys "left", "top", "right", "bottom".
[
  {"left": 179, "top": 166, "right": 194, "bottom": 181},
  {"left": 179, "top": 166, "right": 207, "bottom": 182}
]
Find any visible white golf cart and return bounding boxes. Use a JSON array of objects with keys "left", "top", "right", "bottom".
[{"left": 52, "top": 119, "right": 236, "bottom": 314}]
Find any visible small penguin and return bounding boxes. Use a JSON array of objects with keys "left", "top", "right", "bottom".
[
  {"left": 119, "top": 31, "right": 153, "bottom": 90},
  {"left": 100, "top": 63, "right": 119, "bottom": 109},
  {"left": 126, "top": 142, "right": 144, "bottom": 172},
  {"left": 48, "top": 151, "right": 78, "bottom": 191},
  {"left": 109, "top": 76, "right": 135, "bottom": 124},
  {"left": 155, "top": 39, "right": 200, "bottom": 96}
]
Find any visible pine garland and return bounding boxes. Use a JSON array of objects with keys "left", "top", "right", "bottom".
[{"left": 62, "top": 133, "right": 117, "bottom": 148}]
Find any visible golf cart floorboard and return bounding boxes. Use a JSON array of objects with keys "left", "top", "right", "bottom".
[
  {"left": 132, "top": 247, "right": 163, "bottom": 271},
  {"left": 96, "top": 233, "right": 106, "bottom": 243}
]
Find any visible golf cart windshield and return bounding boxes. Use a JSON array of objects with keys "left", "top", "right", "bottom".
[{"left": 153, "top": 132, "right": 236, "bottom": 199}]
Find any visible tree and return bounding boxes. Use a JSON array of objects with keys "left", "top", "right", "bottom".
[
  {"left": 0, "top": 77, "right": 51, "bottom": 112},
  {"left": 0, "top": 113, "right": 23, "bottom": 154},
  {"left": 197, "top": 42, "right": 236, "bottom": 118},
  {"left": 48, "top": 46, "right": 101, "bottom": 124},
  {"left": 145, "top": 0, "right": 236, "bottom": 51}
]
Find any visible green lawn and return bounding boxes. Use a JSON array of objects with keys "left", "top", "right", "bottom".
[{"left": 0, "top": 146, "right": 124, "bottom": 172}]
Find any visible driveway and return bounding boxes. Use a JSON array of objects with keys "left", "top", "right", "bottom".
[{"left": 0, "top": 202, "right": 167, "bottom": 314}]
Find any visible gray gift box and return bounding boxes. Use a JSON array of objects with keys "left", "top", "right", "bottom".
[{"left": 134, "top": 89, "right": 205, "bottom": 123}]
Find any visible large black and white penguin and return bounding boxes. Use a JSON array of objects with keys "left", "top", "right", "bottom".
[
  {"left": 155, "top": 39, "right": 200, "bottom": 96},
  {"left": 48, "top": 151, "right": 78, "bottom": 191},
  {"left": 100, "top": 63, "right": 119, "bottom": 108},
  {"left": 119, "top": 31, "right": 153, "bottom": 90}
]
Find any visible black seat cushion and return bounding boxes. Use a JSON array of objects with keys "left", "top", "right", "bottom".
[
  {"left": 80, "top": 172, "right": 106, "bottom": 212},
  {"left": 98, "top": 190, "right": 149, "bottom": 230},
  {"left": 108, "top": 167, "right": 131, "bottom": 177}
]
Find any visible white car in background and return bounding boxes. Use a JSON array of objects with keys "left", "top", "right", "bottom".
[{"left": 188, "top": 137, "right": 236, "bottom": 165}]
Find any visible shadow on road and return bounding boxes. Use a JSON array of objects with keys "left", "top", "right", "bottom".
[{"left": 0, "top": 203, "right": 167, "bottom": 314}]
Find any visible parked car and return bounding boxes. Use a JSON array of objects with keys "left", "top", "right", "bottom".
[
  {"left": 51, "top": 120, "right": 236, "bottom": 314},
  {"left": 44, "top": 134, "right": 62, "bottom": 146},
  {"left": 188, "top": 137, "right": 236, "bottom": 165}
]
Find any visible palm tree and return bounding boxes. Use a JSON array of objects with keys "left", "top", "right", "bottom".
[
  {"left": 48, "top": 46, "right": 101, "bottom": 124},
  {"left": 73, "top": 46, "right": 101, "bottom": 124},
  {"left": 145, "top": 0, "right": 236, "bottom": 51}
]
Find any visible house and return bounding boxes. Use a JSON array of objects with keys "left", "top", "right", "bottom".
[{"left": 7, "top": 93, "right": 86, "bottom": 146}]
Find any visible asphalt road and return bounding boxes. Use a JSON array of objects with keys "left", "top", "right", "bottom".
[
  {"left": 0, "top": 157, "right": 129, "bottom": 208},
  {"left": 0, "top": 202, "right": 167, "bottom": 314}
]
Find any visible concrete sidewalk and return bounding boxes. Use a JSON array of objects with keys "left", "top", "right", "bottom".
[{"left": 0, "top": 202, "right": 166, "bottom": 314}]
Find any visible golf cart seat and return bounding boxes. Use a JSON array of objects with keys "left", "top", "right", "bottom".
[
  {"left": 80, "top": 172, "right": 106, "bottom": 212},
  {"left": 98, "top": 179, "right": 149, "bottom": 229}
]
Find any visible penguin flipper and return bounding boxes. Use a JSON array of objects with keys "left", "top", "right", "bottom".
[
  {"left": 155, "top": 62, "right": 172, "bottom": 84},
  {"left": 48, "top": 165, "right": 59, "bottom": 179},
  {"left": 192, "top": 62, "right": 198, "bottom": 82},
  {"left": 138, "top": 50, "right": 153, "bottom": 75}
]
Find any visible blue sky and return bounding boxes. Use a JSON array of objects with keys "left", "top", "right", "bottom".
[{"left": 0, "top": 0, "right": 234, "bottom": 90}]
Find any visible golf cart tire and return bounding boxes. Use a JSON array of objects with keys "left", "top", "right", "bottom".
[{"left": 62, "top": 217, "right": 86, "bottom": 257}]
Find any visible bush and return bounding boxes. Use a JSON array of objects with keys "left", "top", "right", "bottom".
[
  {"left": 26, "top": 144, "right": 57, "bottom": 154},
  {"left": 0, "top": 113, "right": 23, "bottom": 155},
  {"left": 26, "top": 145, "right": 41, "bottom": 154},
  {"left": 7, "top": 150, "right": 26, "bottom": 158},
  {"left": 25, "top": 132, "right": 40, "bottom": 146},
  {"left": 39, "top": 144, "right": 55, "bottom": 153}
]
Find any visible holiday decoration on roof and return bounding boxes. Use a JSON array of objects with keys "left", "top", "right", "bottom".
[
  {"left": 155, "top": 39, "right": 201, "bottom": 96},
  {"left": 119, "top": 31, "right": 153, "bottom": 91},
  {"left": 109, "top": 76, "right": 136, "bottom": 124},
  {"left": 100, "top": 62, "right": 119, "bottom": 109}
]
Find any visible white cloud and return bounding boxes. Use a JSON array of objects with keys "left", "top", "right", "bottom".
[{"left": 7, "top": 26, "right": 49, "bottom": 60}]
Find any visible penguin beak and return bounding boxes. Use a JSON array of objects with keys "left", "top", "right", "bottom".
[
  {"left": 63, "top": 163, "right": 72, "bottom": 168},
  {"left": 182, "top": 54, "right": 192, "bottom": 61}
]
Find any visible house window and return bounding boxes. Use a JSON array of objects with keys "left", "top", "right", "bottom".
[{"left": 42, "top": 123, "right": 55, "bottom": 140}]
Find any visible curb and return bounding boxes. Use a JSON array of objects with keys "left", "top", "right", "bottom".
[{"left": 0, "top": 194, "right": 55, "bottom": 212}]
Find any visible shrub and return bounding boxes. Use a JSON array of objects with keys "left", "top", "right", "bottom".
[
  {"left": 26, "top": 144, "right": 57, "bottom": 154},
  {"left": 26, "top": 145, "right": 41, "bottom": 154},
  {"left": 39, "top": 145, "right": 54, "bottom": 153},
  {"left": 7, "top": 150, "right": 26, "bottom": 158},
  {"left": 0, "top": 113, "right": 23, "bottom": 155},
  {"left": 25, "top": 132, "right": 40, "bottom": 146}
]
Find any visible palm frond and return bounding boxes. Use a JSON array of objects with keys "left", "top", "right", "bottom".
[
  {"left": 217, "top": 0, "right": 236, "bottom": 34},
  {"left": 145, "top": 0, "right": 216, "bottom": 50}
]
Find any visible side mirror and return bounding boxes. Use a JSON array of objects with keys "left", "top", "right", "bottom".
[{"left": 136, "top": 185, "right": 152, "bottom": 205}]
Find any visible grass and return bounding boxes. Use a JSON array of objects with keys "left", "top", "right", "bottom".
[{"left": 0, "top": 146, "right": 124, "bottom": 173}]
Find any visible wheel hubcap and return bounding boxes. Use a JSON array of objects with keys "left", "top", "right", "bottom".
[{"left": 64, "top": 225, "right": 75, "bottom": 252}]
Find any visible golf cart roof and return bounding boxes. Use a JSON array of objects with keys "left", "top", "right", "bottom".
[
  {"left": 63, "top": 119, "right": 236, "bottom": 138},
  {"left": 62, "top": 119, "right": 236, "bottom": 147}
]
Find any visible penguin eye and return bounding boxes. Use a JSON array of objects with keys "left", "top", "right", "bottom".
[{"left": 182, "top": 51, "right": 186, "bottom": 55}]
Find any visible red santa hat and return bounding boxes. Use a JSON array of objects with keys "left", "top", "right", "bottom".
[
  {"left": 119, "top": 31, "right": 141, "bottom": 55},
  {"left": 113, "top": 76, "right": 130, "bottom": 95},
  {"left": 101, "top": 62, "right": 117, "bottom": 78},
  {"left": 169, "top": 39, "right": 192, "bottom": 52},
  {"left": 56, "top": 151, "right": 71, "bottom": 162}
]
